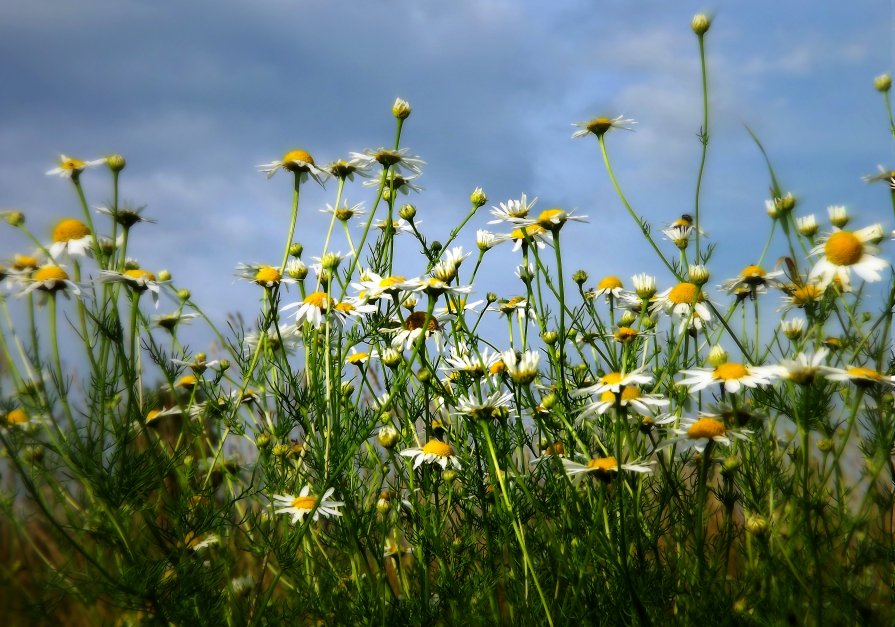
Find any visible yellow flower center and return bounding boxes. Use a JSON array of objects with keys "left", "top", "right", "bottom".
[
  {"left": 380, "top": 275, "right": 406, "bottom": 288},
  {"left": 598, "top": 275, "right": 623, "bottom": 291},
  {"left": 600, "top": 386, "right": 641, "bottom": 405},
  {"left": 791, "top": 284, "right": 822, "bottom": 305},
  {"left": 373, "top": 149, "right": 402, "bottom": 166},
  {"left": 125, "top": 268, "right": 156, "bottom": 282},
  {"left": 146, "top": 409, "right": 162, "bottom": 424},
  {"left": 33, "top": 265, "right": 69, "bottom": 282},
  {"left": 421, "top": 440, "right": 454, "bottom": 457},
  {"left": 282, "top": 149, "right": 315, "bottom": 170},
  {"left": 585, "top": 117, "right": 613, "bottom": 135},
  {"left": 254, "top": 266, "right": 280, "bottom": 284},
  {"left": 613, "top": 327, "right": 638, "bottom": 344},
  {"left": 290, "top": 495, "right": 318, "bottom": 510},
  {"left": 335, "top": 302, "right": 354, "bottom": 313},
  {"left": 52, "top": 218, "right": 91, "bottom": 243},
  {"left": 846, "top": 366, "right": 883, "bottom": 380},
  {"left": 346, "top": 352, "right": 369, "bottom": 364},
  {"left": 6, "top": 408, "right": 28, "bottom": 425},
  {"left": 739, "top": 265, "right": 766, "bottom": 285},
  {"left": 177, "top": 375, "right": 198, "bottom": 389},
  {"left": 667, "top": 282, "right": 700, "bottom": 305},
  {"left": 304, "top": 291, "right": 329, "bottom": 308},
  {"left": 490, "top": 361, "right": 506, "bottom": 375},
  {"left": 509, "top": 224, "right": 546, "bottom": 240},
  {"left": 537, "top": 208, "right": 567, "bottom": 228},
  {"left": 713, "top": 363, "right": 748, "bottom": 381},
  {"left": 601, "top": 372, "right": 623, "bottom": 386},
  {"left": 824, "top": 231, "right": 863, "bottom": 266},
  {"left": 687, "top": 417, "right": 726, "bottom": 440},
  {"left": 404, "top": 311, "right": 439, "bottom": 332},
  {"left": 587, "top": 457, "right": 619, "bottom": 471},
  {"left": 14, "top": 254, "right": 39, "bottom": 270},
  {"left": 61, "top": 157, "right": 86, "bottom": 170}
]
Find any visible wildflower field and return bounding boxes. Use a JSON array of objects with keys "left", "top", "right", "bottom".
[{"left": 2, "top": 12, "right": 895, "bottom": 626}]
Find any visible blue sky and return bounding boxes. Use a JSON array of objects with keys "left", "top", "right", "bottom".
[{"left": 1, "top": 1, "right": 893, "bottom": 347}]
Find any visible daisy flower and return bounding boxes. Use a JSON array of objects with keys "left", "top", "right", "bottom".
[
  {"left": 796, "top": 214, "right": 818, "bottom": 237},
  {"left": 488, "top": 193, "right": 537, "bottom": 224},
  {"left": 661, "top": 415, "right": 751, "bottom": 453},
  {"left": 651, "top": 282, "right": 713, "bottom": 332},
  {"left": 438, "top": 297, "right": 484, "bottom": 316},
  {"left": 722, "top": 264, "right": 785, "bottom": 297},
  {"left": 345, "top": 346, "right": 372, "bottom": 367},
  {"left": 371, "top": 219, "right": 416, "bottom": 235},
  {"left": 282, "top": 291, "right": 332, "bottom": 328},
  {"left": 242, "top": 324, "right": 302, "bottom": 354},
  {"left": 183, "top": 532, "right": 220, "bottom": 552},
  {"left": 571, "top": 115, "right": 636, "bottom": 138},
  {"left": 20, "top": 265, "right": 80, "bottom": 297},
  {"left": 523, "top": 208, "right": 588, "bottom": 232},
  {"left": 677, "top": 362, "right": 779, "bottom": 394},
  {"left": 809, "top": 226, "right": 888, "bottom": 290},
  {"left": 631, "top": 273, "right": 657, "bottom": 299},
  {"left": 324, "top": 157, "right": 372, "bottom": 181},
  {"left": 574, "top": 369, "right": 653, "bottom": 396},
  {"left": 321, "top": 202, "right": 366, "bottom": 222},
  {"left": 363, "top": 173, "right": 422, "bottom": 196},
  {"left": 257, "top": 149, "right": 328, "bottom": 185},
  {"left": 389, "top": 310, "right": 449, "bottom": 351},
  {"left": 560, "top": 456, "right": 653, "bottom": 482},
  {"left": 780, "top": 282, "right": 825, "bottom": 311},
  {"left": 272, "top": 486, "right": 344, "bottom": 524},
  {"left": 399, "top": 439, "right": 461, "bottom": 470},
  {"left": 779, "top": 317, "right": 806, "bottom": 340},
  {"left": 46, "top": 154, "right": 106, "bottom": 178},
  {"left": 331, "top": 298, "right": 376, "bottom": 326},
  {"left": 591, "top": 275, "right": 626, "bottom": 299},
  {"left": 454, "top": 391, "right": 513, "bottom": 421},
  {"left": 442, "top": 346, "right": 501, "bottom": 378},
  {"left": 578, "top": 386, "right": 669, "bottom": 420},
  {"left": 776, "top": 348, "right": 828, "bottom": 385},
  {"left": 501, "top": 349, "right": 540, "bottom": 385},
  {"left": 96, "top": 204, "right": 155, "bottom": 229},
  {"left": 349, "top": 147, "right": 425, "bottom": 176},
  {"left": 49, "top": 218, "right": 93, "bottom": 258},
  {"left": 821, "top": 364, "right": 895, "bottom": 388},
  {"left": 235, "top": 263, "right": 293, "bottom": 289},
  {"left": 98, "top": 268, "right": 162, "bottom": 306},
  {"left": 507, "top": 224, "right": 550, "bottom": 252},
  {"left": 490, "top": 296, "right": 531, "bottom": 318},
  {"left": 408, "top": 276, "right": 472, "bottom": 298},
  {"left": 476, "top": 229, "right": 502, "bottom": 251},
  {"left": 153, "top": 312, "right": 198, "bottom": 333},
  {"left": 662, "top": 224, "right": 694, "bottom": 249},
  {"left": 353, "top": 273, "right": 414, "bottom": 300}
]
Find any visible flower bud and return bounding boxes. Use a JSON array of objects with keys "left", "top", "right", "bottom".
[
  {"left": 470, "top": 187, "right": 487, "bottom": 208},
  {"left": 442, "top": 469, "right": 457, "bottom": 482},
  {"left": 486, "top": 292, "right": 498, "bottom": 303},
  {"left": 255, "top": 433, "right": 271, "bottom": 448},
  {"left": 817, "top": 438, "right": 833, "bottom": 453},
  {"left": 320, "top": 252, "right": 342, "bottom": 271},
  {"left": 287, "top": 260, "right": 308, "bottom": 280},
  {"left": 392, "top": 97, "right": 411, "bottom": 120},
  {"left": 796, "top": 214, "right": 817, "bottom": 237},
  {"left": 542, "top": 331, "right": 558, "bottom": 345},
  {"left": 688, "top": 264, "right": 710, "bottom": 286},
  {"left": 106, "top": 154, "right": 126, "bottom": 172},
  {"left": 376, "top": 425, "right": 399, "bottom": 449},
  {"left": 632, "top": 273, "right": 656, "bottom": 299},
  {"left": 4, "top": 211, "right": 25, "bottom": 227},
  {"left": 828, "top": 205, "right": 849, "bottom": 228},
  {"left": 398, "top": 203, "right": 416, "bottom": 221},
  {"left": 708, "top": 345, "right": 728, "bottom": 366},
  {"left": 219, "top": 359, "right": 230, "bottom": 372},
  {"left": 429, "top": 241, "right": 443, "bottom": 255},
  {"left": 177, "top": 288, "right": 191, "bottom": 301},
  {"left": 417, "top": 367, "right": 432, "bottom": 384},
  {"left": 745, "top": 514, "right": 769, "bottom": 537},
  {"left": 691, "top": 13, "right": 711, "bottom": 35},
  {"left": 382, "top": 348, "right": 403, "bottom": 369},
  {"left": 289, "top": 243, "right": 303, "bottom": 258},
  {"left": 874, "top": 73, "right": 892, "bottom": 93},
  {"left": 341, "top": 381, "right": 355, "bottom": 398},
  {"left": 780, "top": 318, "right": 805, "bottom": 340},
  {"left": 541, "top": 393, "right": 557, "bottom": 410},
  {"left": 272, "top": 443, "right": 290, "bottom": 457},
  {"left": 572, "top": 270, "right": 589, "bottom": 286},
  {"left": 157, "top": 269, "right": 171, "bottom": 282},
  {"left": 376, "top": 495, "right": 391, "bottom": 514}
]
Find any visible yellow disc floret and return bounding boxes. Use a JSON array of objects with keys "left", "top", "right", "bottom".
[
  {"left": 6, "top": 408, "right": 28, "bottom": 425},
  {"left": 421, "top": 440, "right": 454, "bottom": 458},
  {"left": 613, "top": 327, "right": 638, "bottom": 344},
  {"left": 282, "top": 149, "right": 315, "bottom": 171},
  {"left": 253, "top": 266, "right": 280, "bottom": 285},
  {"left": 585, "top": 117, "right": 614, "bottom": 135},
  {"left": 291, "top": 495, "right": 318, "bottom": 510},
  {"left": 824, "top": 231, "right": 863, "bottom": 266},
  {"left": 667, "top": 282, "right": 700, "bottom": 305},
  {"left": 587, "top": 457, "right": 619, "bottom": 471},
  {"left": 303, "top": 291, "right": 329, "bottom": 309},
  {"left": 598, "top": 275, "right": 624, "bottom": 291},
  {"left": 125, "top": 268, "right": 156, "bottom": 282},
  {"left": 713, "top": 363, "right": 748, "bottom": 381},
  {"left": 687, "top": 417, "right": 726, "bottom": 440},
  {"left": 52, "top": 218, "right": 91, "bottom": 242},
  {"left": 33, "top": 265, "right": 69, "bottom": 283}
]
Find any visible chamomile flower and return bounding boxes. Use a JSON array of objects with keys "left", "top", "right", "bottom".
[
  {"left": 578, "top": 386, "right": 669, "bottom": 420},
  {"left": 345, "top": 347, "right": 372, "bottom": 367},
  {"left": 631, "top": 273, "right": 657, "bottom": 299},
  {"left": 722, "top": 264, "right": 785, "bottom": 297},
  {"left": 571, "top": 115, "right": 636, "bottom": 138},
  {"left": 488, "top": 193, "right": 537, "bottom": 224},
  {"left": 242, "top": 324, "right": 302, "bottom": 354},
  {"left": 235, "top": 263, "right": 293, "bottom": 289},
  {"left": 809, "top": 226, "right": 888, "bottom": 290},
  {"left": 310, "top": 251, "right": 353, "bottom": 276},
  {"left": 283, "top": 291, "right": 332, "bottom": 328},
  {"left": 440, "top": 246, "right": 471, "bottom": 270},
  {"left": 780, "top": 282, "right": 825, "bottom": 310},
  {"left": 272, "top": 486, "right": 344, "bottom": 524},
  {"left": 779, "top": 317, "right": 806, "bottom": 340},
  {"left": 651, "top": 282, "right": 713, "bottom": 332},
  {"left": 321, "top": 201, "right": 366, "bottom": 222},
  {"left": 371, "top": 219, "right": 416, "bottom": 235},
  {"left": 400, "top": 439, "right": 462, "bottom": 470},
  {"left": 20, "top": 265, "right": 80, "bottom": 297},
  {"left": 324, "top": 157, "right": 372, "bottom": 181},
  {"left": 575, "top": 369, "right": 653, "bottom": 396},
  {"left": 363, "top": 173, "right": 422, "bottom": 196},
  {"left": 454, "top": 391, "right": 513, "bottom": 421},
  {"left": 821, "top": 364, "right": 895, "bottom": 388},
  {"left": 389, "top": 310, "right": 449, "bottom": 351},
  {"left": 183, "top": 532, "right": 220, "bottom": 552},
  {"left": 257, "top": 149, "right": 328, "bottom": 185},
  {"left": 331, "top": 298, "right": 376, "bottom": 326},
  {"left": 507, "top": 224, "right": 550, "bottom": 252},
  {"left": 776, "top": 348, "right": 828, "bottom": 385},
  {"left": 500, "top": 349, "right": 540, "bottom": 385},
  {"left": 662, "top": 224, "right": 694, "bottom": 249},
  {"left": 442, "top": 346, "right": 502, "bottom": 378},
  {"left": 98, "top": 268, "right": 161, "bottom": 305},
  {"left": 677, "top": 362, "right": 779, "bottom": 394},
  {"left": 662, "top": 415, "right": 751, "bottom": 453},
  {"left": 560, "top": 456, "right": 653, "bottom": 482},
  {"left": 46, "top": 154, "right": 106, "bottom": 178},
  {"left": 476, "top": 229, "right": 502, "bottom": 251},
  {"left": 592, "top": 275, "right": 626, "bottom": 299},
  {"left": 349, "top": 147, "right": 425, "bottom": 176},
  {"left": 96, "top": 204, "right": 155, "bottom": 229},
  {"left": 490, "top": 296, "right": 531, "bottom": 318},
  {"left": 796, "top": 214, "right": 818, "bottom": 237},
  {"left": 49, "top": 218, "right": 92, "bottom": 258},
  {"left": 438, "top": 297, "right": 484, "bottom": 316},
  {"left": 354, "top": 273, "right": 414, "bottom": 300},
  {"left": 525, "top": 208, "right": 588, "bottom": 232}
]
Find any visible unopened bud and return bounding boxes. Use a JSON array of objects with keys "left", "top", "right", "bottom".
[
  {"left": 708, "top": 345, "right": 728, "bottom": 366},
  {"left": 4, "top": 211, "right": 25, "bottom": 227},
  {"left": 255, "top": 433, "right": 271, "bottom": 448},
  {"left": 218, "top": 359, "right": 230, "bottom": 371},
  {"left": 177, "top": 289, "right": 191, "bottom": 301},
  {"left": 417, "top": 368, "right": 432, "bottom": 384},
  {"left": 874, "top": 73, "right": 892, "bottom": 93},
  {"left": 619, "top": 310, "right": 637, "bottom": 326},
  {"left": 828, "top": 205, "right": 849, "bottom": 228},
  {"left": 817, "top": 438, "right": 833, "bottom": 453},
  {"left": 106, "top": 154, "right": 126, "bottom": 172},
  {"left": 157, "top": 270, "right": 171, "bottom": 282},
  {"left": 691, "top": 13, "right": 711, "bottom": 35},
  {"left": 398, "top": 204, "right": 416, "bottom": 221},
  {"left": 430, "top": 241, "right": 443, "bottom": 254},
  {"left": 688, "top": 264, "right": 710, "bottom": 286},
  {"left": 341, "top": 381, "right": 355, "bottom": 397},
  {"left": 382, "top": 348, "right": 402, "bottom": 369},
  {"left": 542, "top": 331, "right": 558, "bottom": 345},
  {"left": 289, "top": 243, "right": 303, "bottom": 258},
  {"left": 745, "top": 514, "right": 769, "bottom": 537},
  {"left": 470, "top": 187, "right": 487, "bottom": 208},
  {"left": 572, "top": 270, "right": 588, "bottom": 286},
  {"left": 486, "top": 292, "right": 498, "bottom": 303},
  {"left": 392, "top": 97, "right": 411, "bottom": 120}
]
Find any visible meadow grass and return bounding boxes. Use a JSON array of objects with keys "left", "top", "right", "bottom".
[{"left": 1, "top": 14, "right": 895, "bottom": 626}]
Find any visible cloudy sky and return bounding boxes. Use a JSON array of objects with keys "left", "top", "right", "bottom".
[{"left": 1, "top": 0, "right": 892, "bottom": 346}]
